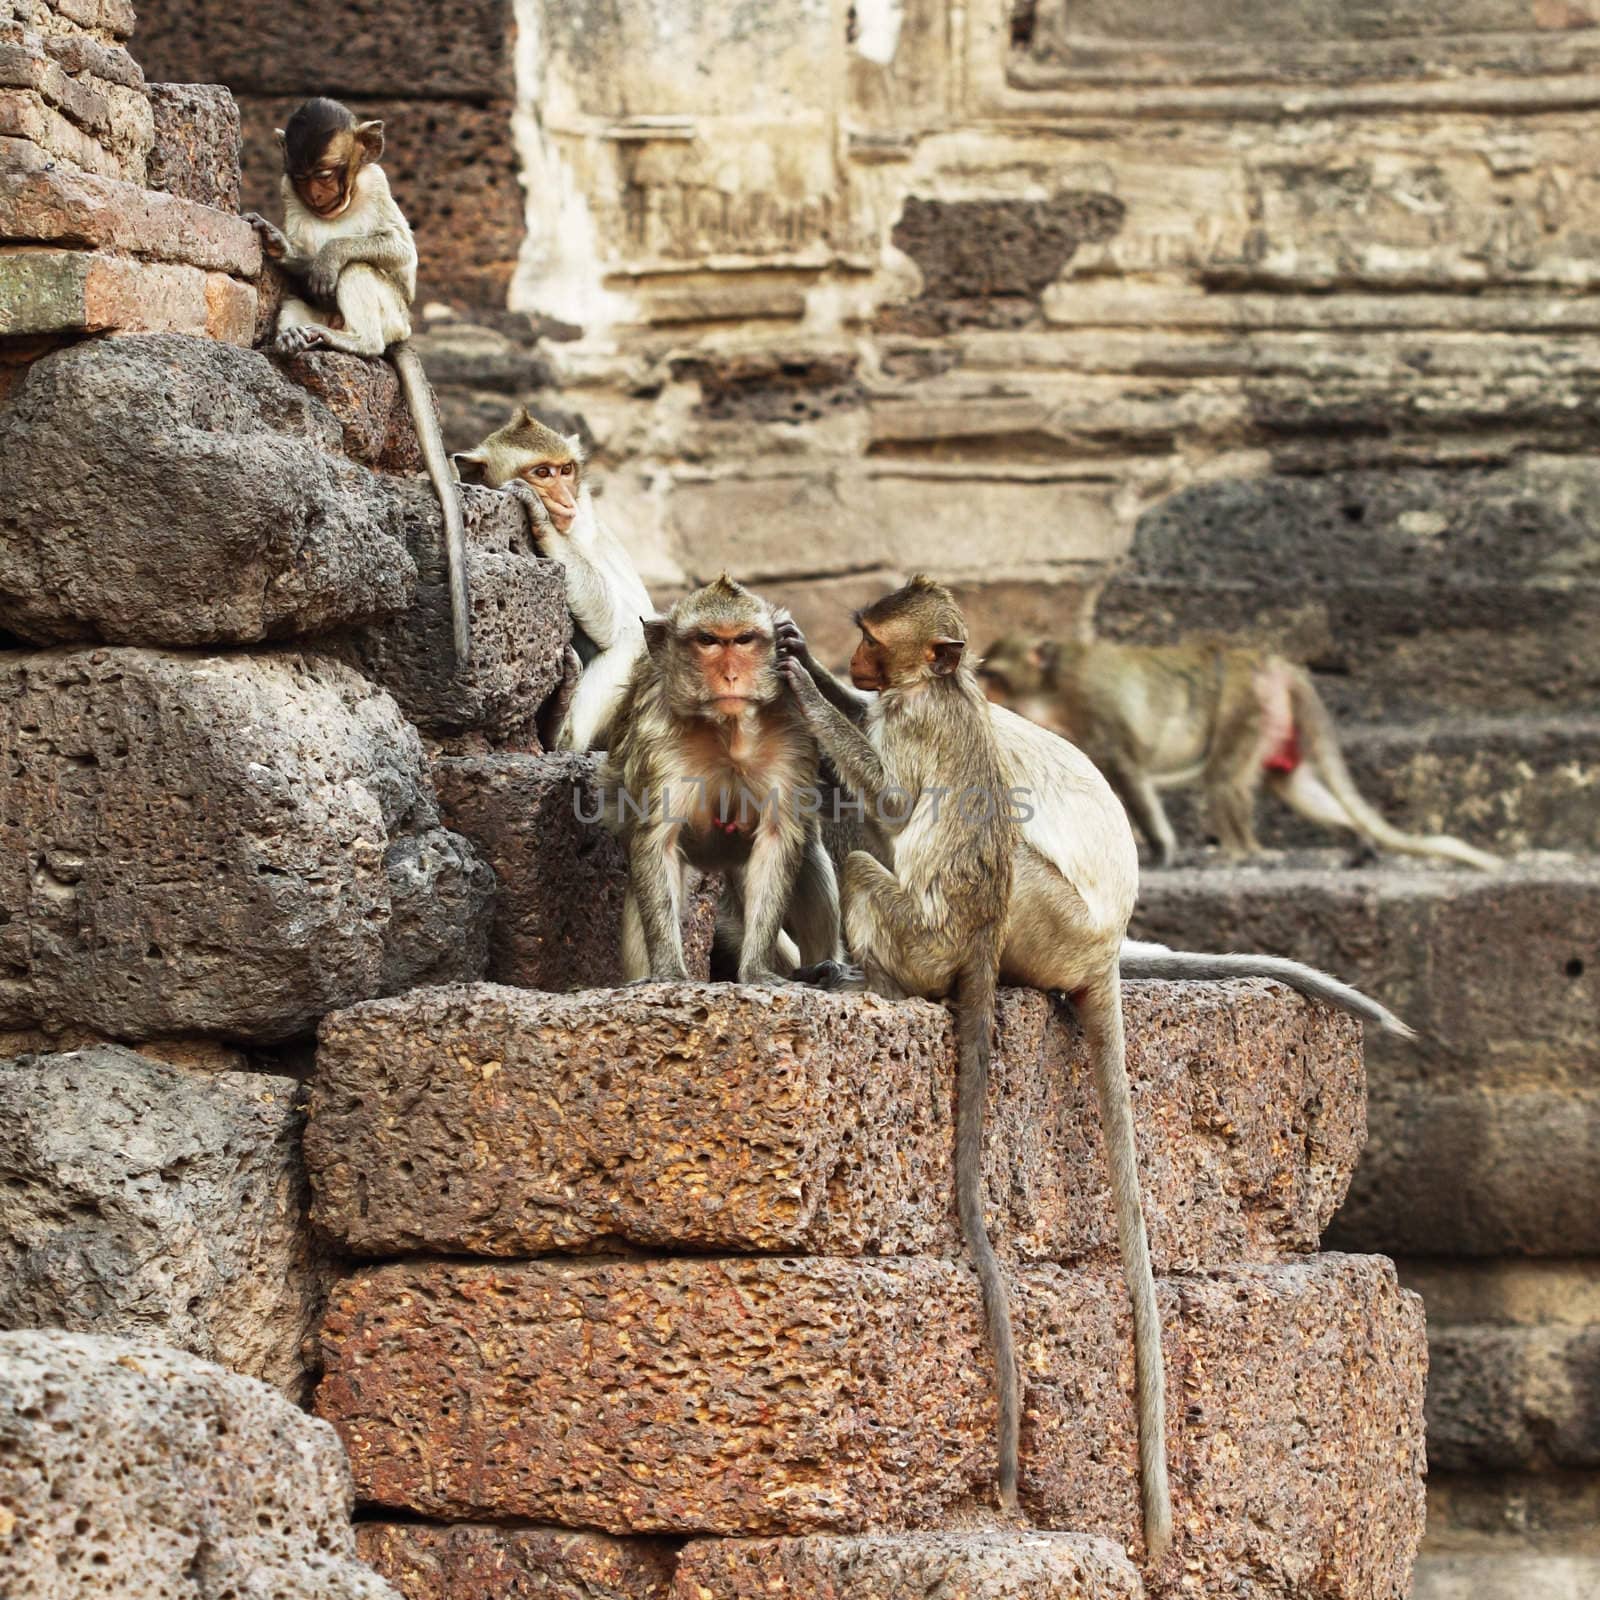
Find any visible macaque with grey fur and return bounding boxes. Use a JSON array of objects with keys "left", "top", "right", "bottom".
[
  {"left": 456, "top": 407, "right": 653, "bottom": 752},
  {"left": 602, "top": 576, "right": 843, "bottom": 987},
  {"left": 247, "top": 97, "right": 470, "bottom": 662},
  {"left": 979, "top": 634, "right": 1499, "bottom": 871}
]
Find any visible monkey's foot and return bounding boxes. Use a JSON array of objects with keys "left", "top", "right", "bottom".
[
  {"left": 790, "top": 960, "right": 865, "bottom": 992},
  {"left": 274, "top": 325, "right": 329, "bottom": 356}
]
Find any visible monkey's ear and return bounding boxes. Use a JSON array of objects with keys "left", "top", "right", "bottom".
[
  {"left": 643, "top": 617, "right": 671, "bottom": 658},
  {"left": 928, "top": 638, "right": 965, "bottom": 677},
  {"left": 563, "top": 431, "right": 588, "bottom": 463},
  {"left": 274, "top": 128, "right": 287, "bottom": 153},
  {"left": 452, "top": 450, "right": 490, "bottom": 486},
  {"left": 355, "top": 120, "right": 386, "bottom": 163}
]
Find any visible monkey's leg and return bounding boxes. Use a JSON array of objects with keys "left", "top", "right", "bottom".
[
  {"left": 788, "top": 832, "right": 843, "bottom": 967},
  {"left": 287, "top": 266, "right": 407, "bottom": 357},
  {"left": 1206, "top": 777, "right": 1264, "bottom": 860},
  {"left": 559, "top": 638, "right": 637, "bottom": 752},
  {"left": 626, "top": 828, "right": 688, "bottom": 982},
  {"left": 1106, "top": 765, "right": 1180, "bottom": 868},
  {"left": 841, "top": 850, "right": 955, "bottom": 1000},
  {"left": 735, "top": 825, "right": 805, "bottom": 986},
  {"left": 540, "top": 645, "right": 584, "bottom": 750}
]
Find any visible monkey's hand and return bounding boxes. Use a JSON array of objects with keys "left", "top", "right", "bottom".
[
  {"left": 501, "top": 477, "right": 555, "bottom": 544},
  {"left": 245, "top": 213, "right": 289, "bottom": 261},
  {"left": 307, "top": 244, "right": 346, "bottom": 304},
  {"left": 773, "top": 609, "right": 811, "bottom": 665},
  {"left": 780, "top": 656, "right": 826, "bottom": 719}
]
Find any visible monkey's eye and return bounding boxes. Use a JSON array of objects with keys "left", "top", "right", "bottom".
[
  {"left": 733, "top": 633, "right": 757, "bottom": 646},
  {"left": 533, "top": 465, "right": 553, "bottom": 478},
  {"left": 695, "top": 631, "right": 719, "bottom": 647},
  {"left": 559, "top": 462, "right": 575, "bottom": 476}
]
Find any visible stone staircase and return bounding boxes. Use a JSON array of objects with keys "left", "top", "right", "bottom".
[
  {"left": 1120, "top": 516, "right": 1600, "bottom": 1599},
  {"left": 307, "top": 976, "right": 1423, "bottom": 1598}
]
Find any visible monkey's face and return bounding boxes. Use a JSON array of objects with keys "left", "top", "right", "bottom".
[
  {"left": 849, "top": 630, "right": 889, "bottom": 692},
  {"left": 520, "top": 457, "right": 580, "bottom": 533},
  {"left": 975, "top": 639, "right": 1045, "bottom": 704},
  {"left": 687, "top": 622, "right": 777, "bottom": 719},
  {"left": 851, "top": 623, "right": 963, "bottom": 693},
  {"left": 284, "top": 117, "right": 383, "bottom": 219}
]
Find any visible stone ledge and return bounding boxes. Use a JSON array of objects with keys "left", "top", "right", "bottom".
[
  {"left": 317, "top": 1253, "right": 1425, "bottom": 1594},
  {"left": 308, "top": 977, "right": 1362, "bottom": 1268},
  {"left": 676, "top": 1533, "right": 1144, "bottom": 1599},
  {"left": 0, "top": 246, "right": 253, "bottom": 340},
  {"left": 0, "top": 163, "right": 258, "bottom": 273},
  {"left": 356, "top": 1524, "right": 677, "bottom": 1600}
]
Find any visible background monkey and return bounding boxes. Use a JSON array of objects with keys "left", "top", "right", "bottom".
[
  {"left": 456, "top": 408, "right": 652, "bottom": 751},
  {"left": 602, "top": 576, "right": 842, "bottom": 987},
  {"left": 979, "top": 634, "right": 1499, "bottom": 872},
  {"left": 246, "top": 97, "right": 471, "bottom": 664},
  {"left": 780, "top": 577, "right": 1023, "bottom": 1516}
]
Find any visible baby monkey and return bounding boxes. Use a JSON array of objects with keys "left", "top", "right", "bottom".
[{"left": 247, "top": 97, "right": 470, "bottom": 664}]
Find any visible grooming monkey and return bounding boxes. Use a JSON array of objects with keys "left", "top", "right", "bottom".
[
  {"left": 780, "top": 578, "right": 1023, "bottom": 1515},
  {"left": 246, "top": 97, "right": 470, "bottom": 663},
  {"left": 602, "top": 576, "right": 842, "bottom": 987},
  {"left": 781, "top": 596, "right": 1419, "bottom": 1558},
  {"left": 456, "top": 408, "right": 652, "bottom": 751},
  {"left": 979, "top": 635, "right": 1500, "bottom": 872}
]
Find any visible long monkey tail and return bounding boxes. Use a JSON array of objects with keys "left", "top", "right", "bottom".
[
  {"left": 1287, "top": 669, "right": 1499, "bottom": 871},
  {"left": 1075, "top": 971, "right": 1172, "bottom": 1563},
  {"left": 392, "top": 340, "right": 472, "bottom": 666},
  {"left": 955, "top": 951, "right": 1020, "bottom": 1512},
  {"left": 1119, "top": 940, "right": 1415, "bottom": 1040}
]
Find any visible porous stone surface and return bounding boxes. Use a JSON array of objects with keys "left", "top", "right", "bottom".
[
  {"left": 308, "top": 978, "right": 1361, "bottom": 1268},
  {"left": 675, "top": 1533, "right": 1144, "bottom": 1600},
  {"left": 144, "top": 81, "right": 241, "bottom": 211},
  {"left": 0, "top": 1330, "right": 398, "bottom": 1598},
  {"left": 329, "top": 483, "right": 568, "bottom": 741},
  {"left": 434, "top": 755, "right": 726, "bottom": 988},
  {"left": 317, "top": 1252, "right": 1425, "bottom": 1587},
  {"left": 0, "top": 163, "right": 257, "bottom": 271},
  {"left": 1131, "top": 860, "right": 1600, "bottom": 1080},
  {"left": 0, "top": 247, "right": 254, "bottom": 340},
  {"left": 279, "top": 350, "right": 424, "bottom": 473},
  {"left": 0, "top": 1046, "right": 324, "bottom": 1395},
  {"left": 0, "top": 334, "right": 417, "bottom": 644},
  {"left": 357, "top": 1524, "right": 678, "bottom": 1600},
  {"left": 1334, "top": 1089, "right": 1600, "bottom": 1256},
  {"left": 0, "top": 648, "right": 491, "bottom": 1043}
]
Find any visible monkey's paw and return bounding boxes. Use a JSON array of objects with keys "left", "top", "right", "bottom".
[
  {"left": 774, "top": 611, "right": 810, "bottom": 663},
  {"left": 791, "top": 959, "right": 864, "bottom": 992},
  {"left": 244, "top": 213, "right": 287, "bottom": 258},
  {"left": 273, "top": 326, "right": 327, "bottom": 356}
]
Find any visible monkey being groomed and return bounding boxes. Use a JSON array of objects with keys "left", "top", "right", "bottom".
[
  {"left": 600, "top": 575, "right": 844, "bottom": 988},
  {"left": 247, "top": 97, "right": 470, "bottom": 665},
  {"left": 456, "top": 407, "right": 653, "bottom": 752},
  {"left": 978, "top": 633, "right": 1499, "bottom": 871}
]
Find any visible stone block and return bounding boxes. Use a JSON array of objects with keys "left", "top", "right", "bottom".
[
  {"left": 0, "top": 1330, "right": 397, "bottom": 1598},
  {"left": 1424, "top": 1323, "right": 1600, "bottom": 1471},
  {"left": 433, "top": 755, "right": 724, "bottom": 989},
  {"left": 132, "top": 0, "right": 515, "bottom": 99},
  {"left": 1099, "top": 459, "right": 1600, "bottom": 719},
  {"left": 307, "top": 978, "right": 1362, "bottom": 1269},
  {"left": 0, "top": 1045, "right": 322, "bottom": 1395},
  {"left": 1414, "top": 1554, "right": 1600, "bottom": 1600},
  {"left": 0, "top": 334, "right": 416, "bottom": 645},
  {"left": 0, "top": 164, "right": 258, "bottom": 272},
  {"left": 676, "top": 1533, "right": 1143, "bottom": 1600},
  {"left": 357, "top": 1524, "right": 676, "bottom": 1600},
  {"left": 145, "top": 81, "right": 241, "bottom": 211},
  {"left": 0, "top": 648, "right": 491, "bottom": 1044},
  {"left": 0, "top": 247, "right": 253, "bottom": 340},
  {"left": 329, "top": 484, "right": 569, "bottom": 741},
  {"left": 1130, "top": 861, "right": 1600, "bottom": 1083},
  {"left": 317, "top": 1253, "right": 1425, "bottom": 1594},
  {"left": 1332, "top": 1090, "right": 1600, "bottom": 1256},
  {"left": 278, "top": 349, "right": 423, "bottom": 473}
]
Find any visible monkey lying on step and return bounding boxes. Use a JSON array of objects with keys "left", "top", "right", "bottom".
[{"left": 979, "top": 633, "right": 1499, "bottom": 871}]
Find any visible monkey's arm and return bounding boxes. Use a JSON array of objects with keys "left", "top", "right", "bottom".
[
  {"left": 503, "top": 481, "right": 633, "bottom": 648},
  {"left": 244, "top": 213, "right": 315, "bottom": 280},
  {"left": 775, "top": 614, "right": 870, "bottom": 723},
  {"left": 782, "top": 661, "right": 898, "bottom": 818},
  {"left": 306, "top": 223, "right": 414, "bottom": 303}
]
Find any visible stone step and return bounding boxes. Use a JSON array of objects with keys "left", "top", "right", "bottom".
[
  {"left": 1095, "top": 456, "right": 1600, "bottom": 719},
  {"left": 308, "top": 979, "right": 1362, "bottom": 1270},
  {"left": 0, "top": 647, "right": 490, "bottom": 1045},
  {"left": 316, "top": 1252, "right": 1425, "bottom": 1592},
  {"left": 1414, "top": 1553, "right": 1600, "bottom": 1600},
  {"left": 355, "top": 1526, "right": 1144, "bottom": 1600},
  {"left": 434, "top": 757, "right": 719, "bottom": 991},
  {"left": 1131, "top": 857, "right": 1600, "bottom": 1084},
  {"left": 1160, "top": 716, "right": 1600, "bottom": 857}
]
